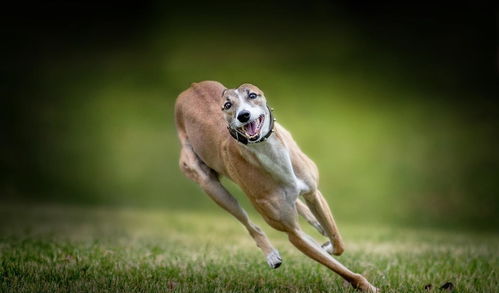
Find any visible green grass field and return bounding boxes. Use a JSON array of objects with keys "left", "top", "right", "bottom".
[{"left": 0, "top": 202, "right": 496, "bottom": 292}]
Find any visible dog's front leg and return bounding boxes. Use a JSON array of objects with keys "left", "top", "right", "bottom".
[
  {"left": 302, "top": 189, "right": 345, "bottom": 256},
  {"left": 255, "top": 194, "right": 378, "bottom": 292},
  {"left": 296, "top": 199, "right": 327, "bottom": 236}
]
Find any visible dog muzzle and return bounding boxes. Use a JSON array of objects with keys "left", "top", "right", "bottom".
[{"left": 227, "top": 105, "right": 275, "bottom": 145}]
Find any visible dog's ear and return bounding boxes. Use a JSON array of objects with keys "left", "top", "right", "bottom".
[{"left": 221, "top": 88, "right": 227, "bottom": 97}]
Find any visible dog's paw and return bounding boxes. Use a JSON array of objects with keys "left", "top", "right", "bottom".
[
  {"left": 322, "top": 240, "right": 344, "bottom": 256},
  {"left": 321, "top": 241, "right": 334, "bottom": 255},
  {"left": 266, "top": 250, "right": 282, "bottom": 269},
  {"left": 353, "top": 274, "right": 380, "bottom": 292}
]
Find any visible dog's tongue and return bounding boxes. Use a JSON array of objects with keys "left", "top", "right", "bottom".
[{"left": 246, "top": 121, "right": 258, "bottom": 136}]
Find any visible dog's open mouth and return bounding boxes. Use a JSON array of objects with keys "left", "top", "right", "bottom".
[{"left": 238, "top": 114, "right": 265, "bottom": 139}]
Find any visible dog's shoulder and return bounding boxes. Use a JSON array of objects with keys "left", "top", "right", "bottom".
[{"left": 276, "top": 124, "right": 320, "bottom": 187}]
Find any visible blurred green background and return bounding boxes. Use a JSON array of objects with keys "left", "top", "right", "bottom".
[{"left": 2, "top": 1, "right": 498, "bottom": 230}]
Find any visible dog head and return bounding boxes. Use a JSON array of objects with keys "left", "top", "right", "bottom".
[{"left": 221, "top": 83, "right": 271, "bottom": 142}]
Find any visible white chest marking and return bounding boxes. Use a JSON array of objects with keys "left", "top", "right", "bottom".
[{"left": 247, "top": 136, "right": 309, "bottom": 198}]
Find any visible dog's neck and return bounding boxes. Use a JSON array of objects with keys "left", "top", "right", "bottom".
[{"left": 244, "top": 128, "right": 300, "bottom": 192}]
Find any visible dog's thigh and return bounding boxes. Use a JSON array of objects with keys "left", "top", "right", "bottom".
[{"left": 179, "top": 144, "right": 216, "bottom": 184}]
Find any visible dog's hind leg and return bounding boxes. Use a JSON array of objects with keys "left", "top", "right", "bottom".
[
  {"left": 296, "top": 199, "right": 327, "bottom": 237},
  {"left": 286, "top": 227, "right": 377, "bottom": 292},
  {"left": 302, "top": 190, "right": 345, "bottom": 256},
  {"left": 178, "top": 143, "right": 282, "bottom": 268}
]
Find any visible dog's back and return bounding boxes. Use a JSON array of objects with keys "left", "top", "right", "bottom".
[{"left": 175, "top": 81, "right": 227, "bottom": 174}]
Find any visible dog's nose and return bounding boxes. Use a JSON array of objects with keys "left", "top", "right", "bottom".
[{"left": 237, "top": 111, "right": 250, "bottom": 123}]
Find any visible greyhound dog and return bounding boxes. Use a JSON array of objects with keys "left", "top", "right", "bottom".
[{"left": 175, "top": 81, "right": 378, "bottom": 292}]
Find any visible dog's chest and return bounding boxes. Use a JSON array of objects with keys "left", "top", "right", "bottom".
[{"left": 247, "top": 137, "right": 309, "bottom": 197}]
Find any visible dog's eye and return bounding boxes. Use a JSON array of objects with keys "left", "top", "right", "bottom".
[
  {"left": 223, "top": 101, "right": 232, "bottom": 110},
  {"left": 248, "top": 92, "right": 257, "bottom": 99}
]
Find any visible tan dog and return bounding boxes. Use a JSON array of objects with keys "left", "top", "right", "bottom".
[{"left": 175, "top": 81, "right": 378, "bottom": 292}]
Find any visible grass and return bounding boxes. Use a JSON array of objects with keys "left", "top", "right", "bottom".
[{"left": 0, "top": 202, "right": 497, "bottom": 292}]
